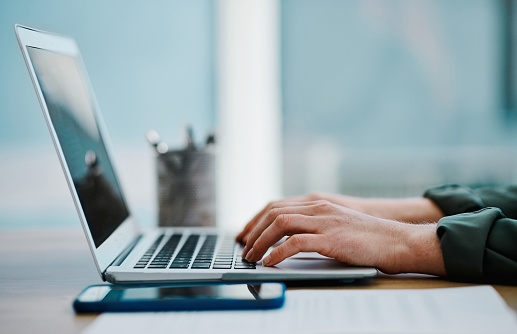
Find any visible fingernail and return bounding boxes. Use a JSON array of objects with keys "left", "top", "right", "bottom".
[
  {"left": 245, "top": 248, "right": 254, "bottom": 261},
  {"left": 263, "top": 256, "right": 271, "bottom": 266}
]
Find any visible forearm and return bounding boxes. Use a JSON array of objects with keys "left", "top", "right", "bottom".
[
  {"left": 318, "top": 193, "right": 444, "bottom": 223},
  {"left": 367, "top": 198, "right": 444, "bottom": 223}
]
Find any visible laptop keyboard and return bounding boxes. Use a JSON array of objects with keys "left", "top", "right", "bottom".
[{"left": 133, "top": 233, "right": 256, "bottom": 270}]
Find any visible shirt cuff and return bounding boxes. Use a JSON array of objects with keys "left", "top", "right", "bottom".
[
  {"left": 436, "top": 207, "right": 505, "bottom": 280},
  {"left": 424, "top": 184, "right": 484, "bottom": 216}
]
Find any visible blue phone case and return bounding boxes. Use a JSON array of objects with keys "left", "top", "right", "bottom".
[{"left": 73, "top": 282, "right": 285, "bottom": 313}]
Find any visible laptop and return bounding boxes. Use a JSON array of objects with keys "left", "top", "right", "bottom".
[{"left": 15, "top": 24, "right": 377, "bottom": 284}]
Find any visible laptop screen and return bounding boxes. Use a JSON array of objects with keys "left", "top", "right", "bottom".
[{"left": 27, "top": 46, "right": 129, "bottom": 248}]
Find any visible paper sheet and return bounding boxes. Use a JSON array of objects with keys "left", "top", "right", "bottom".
[{"left": 83, "top": 286, "right": 517, "bottom": 334}]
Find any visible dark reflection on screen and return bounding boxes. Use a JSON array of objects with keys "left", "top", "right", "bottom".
[
  {"left": 27, "top": 46, "right": 129, "bottom": 248},
  {"left": 112, "top": 285, "right": 261, "bottom": 301}
]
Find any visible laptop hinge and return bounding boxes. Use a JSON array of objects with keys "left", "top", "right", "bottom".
[{"left": 106, "top": 234, "right": 143, "bottom": 270}]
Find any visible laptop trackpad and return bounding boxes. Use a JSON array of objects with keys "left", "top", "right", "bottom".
[{"left": 261, "top": 251, "right": 350, "bottom": 270}]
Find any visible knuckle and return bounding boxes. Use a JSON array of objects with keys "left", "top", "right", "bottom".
[
  {"left": 316, "top": 200, "right": 333, "bottom": 210},
  {"left": 288, "top": 235, "right": 304, "bottom": 250},
  {"left": 274, "top": 242, "right": 292, "bottom": 259},
  {"left": 320, "top": 235, "right": 332, "bottom": 254},
  {"left": 246, "top": 229, "right": 259, "bottom": 244},
  {"left": 268, "top": 201, "right": 282, "bottom": 209},
  {"left": 252, "top": 236, "right": 264, "bottom": 250},
  {"left": 274, "top": 214, "right": 290, "bottom": 229},
  {"left": 242, "top": 233, "right": 250, "bottom": 243},
  {"left": 307, "top": 192, "right": 323, "bottom": 201},
  {"left": 269, "top": 246, "right": 283, "bottom": 261},
  {"left": 266, "top": 208, "right": 280, "bottom": 222}
]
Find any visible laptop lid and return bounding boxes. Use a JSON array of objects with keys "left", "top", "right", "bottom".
[{"left": 15, "top": 25, "right": 140, "bottom": 276}]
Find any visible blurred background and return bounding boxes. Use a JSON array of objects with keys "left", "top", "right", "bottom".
[
  {"left": 1, "top": 0, "right": 517, "bottom": 231},
  {"left": 282, "top": 0, "right": 517, "bottom": 199},
  {"left": 0, "top": 0, "right": 216, "bottom": 229}
]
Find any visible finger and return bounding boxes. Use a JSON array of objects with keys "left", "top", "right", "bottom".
[
  {"left": 235, "top": 229, "right": 247, "bottom": 243},
  {"left": 239, "top": 232, "right": 251, "bottom": 244},
  {"left": 243, "top": 202, "right": 321, "bottom": 256},
  {"left": 245, "top": 214, "right": 317, "bottom": 262},
  {"left": 243, "top": 201, "right": 328, "bottom": 257},
  {"left": 262, "top": 234, "right": 328, "bottom": 266},
  {"left": 236, "top": 227, "right": 253, "bottom": 244},
  {"left": 235, "top": 196, "right": 317, "bottom": 243},
  {"left": 236, "top": 206, "right": 270, "bottom": 243}
]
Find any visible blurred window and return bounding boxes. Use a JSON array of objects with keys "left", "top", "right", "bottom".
[{"left": 281, "top": 0, "right": 517, "bottom": 197}]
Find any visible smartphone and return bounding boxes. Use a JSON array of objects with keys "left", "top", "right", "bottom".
[{"left": 73, "top": 282, "right": 285, "bottom": 313}]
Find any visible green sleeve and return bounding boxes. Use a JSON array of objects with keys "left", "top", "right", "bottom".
[
  {"left": 437, "top": 207, "right": 517, "bottom": 283},
  {"left": 424, "top": 184, "right": 517, "bottom": 219}
]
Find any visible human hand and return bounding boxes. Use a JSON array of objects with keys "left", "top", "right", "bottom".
[
  {"left": 236, "top": 194, "right": 324, "bottom": 244},
  {"left": 241, "top": 200, "right": 446, "bottom": 276},
  {"left": 236, "top": 193, "right": 444, "bottom": 244}
]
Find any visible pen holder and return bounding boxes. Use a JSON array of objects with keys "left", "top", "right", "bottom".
[{"left": 156, "top": 148, "right": 216, "bottom": 227}]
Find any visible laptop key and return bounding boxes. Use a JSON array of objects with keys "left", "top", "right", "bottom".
[
  {"left": 171, "top": 260, "right": 191, "bottom": 264},
  {"left": 193, "top": 259, "right": 213, "bottom": 263},
  {"left": 234, "top": 258, "right": 256, "bottom": 269},
  {"left": 134, "top": 234, "right": 166, "bottom": 269},
  {"left": 213, "top": 264, "right": 232, "bottom": 269}
]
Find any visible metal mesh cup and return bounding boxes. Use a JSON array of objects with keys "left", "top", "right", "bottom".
[{"left": 156, "top": 148, "right": 216, "bottom": 227}]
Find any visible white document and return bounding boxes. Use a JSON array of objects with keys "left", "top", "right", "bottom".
[{"left": 83, "top": 286, "right": 517, "bottom": 334}]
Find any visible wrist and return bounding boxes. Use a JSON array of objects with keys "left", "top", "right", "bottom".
[
  {"left": 379, "top": 222, "right": 446, "bottom": 276},
  {"left": 368, "top": 198, "right": 444, "bottom": 223},
  {"left": 409, "top": 198, "right": 445, "bottom": 223}
]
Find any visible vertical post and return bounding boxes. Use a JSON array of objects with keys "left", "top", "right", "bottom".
[{"left": 216, "top": 0, "right": 283, "bottom": 229}]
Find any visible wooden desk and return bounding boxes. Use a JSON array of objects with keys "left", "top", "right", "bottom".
[{"left": 1, "top": 228, "right": 516, "bottom": 334}]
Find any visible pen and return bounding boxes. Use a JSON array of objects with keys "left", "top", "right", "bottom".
[
  {"left": 186, "top": 125, "right": 195, "bottom": 150},
  {"left": 146, "top": 129, "right": 168, "bottom": 154}
]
